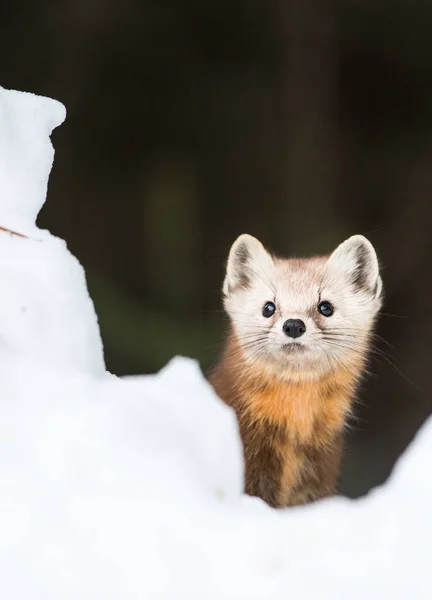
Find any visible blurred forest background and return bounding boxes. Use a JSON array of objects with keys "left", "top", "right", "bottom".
[{"left": 1, "top": 0, "right": 431, "bottom": 498}]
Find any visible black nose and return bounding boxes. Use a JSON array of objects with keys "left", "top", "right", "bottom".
[{"left": 282, "top": 319, "right": 306, "bottom": 339}]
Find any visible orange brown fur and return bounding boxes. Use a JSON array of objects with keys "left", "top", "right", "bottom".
[{"left": 209, "top": 333, "right": 363, "bottom": 507}]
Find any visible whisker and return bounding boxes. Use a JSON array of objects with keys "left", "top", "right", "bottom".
[{"left": 320, "top": 333, "right": 423, "bottom": 393}]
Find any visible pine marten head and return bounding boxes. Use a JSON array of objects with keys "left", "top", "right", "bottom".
[{"left": 222, "top": 234, "right": 382, "bottom": 381}]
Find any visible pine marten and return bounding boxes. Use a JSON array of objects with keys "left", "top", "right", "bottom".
[{"left": 209, "top": 234, "right": 382, "bottom": 508}]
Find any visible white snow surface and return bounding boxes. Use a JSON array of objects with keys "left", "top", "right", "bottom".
[{"left": 0, "top": 85, "right": 430, "bottom": 599}]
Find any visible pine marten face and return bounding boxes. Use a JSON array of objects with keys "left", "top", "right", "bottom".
[{"left": 222, "top": 234, "right": 382, "bottom": 380}]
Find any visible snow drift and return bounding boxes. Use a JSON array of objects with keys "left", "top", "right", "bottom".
[{"left": 0, "top": 85, "right": 430, "bottom": 600}]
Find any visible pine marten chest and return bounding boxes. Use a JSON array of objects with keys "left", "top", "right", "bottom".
[{"left": 210, "top": 360, "right": 355, "bottom": 507}]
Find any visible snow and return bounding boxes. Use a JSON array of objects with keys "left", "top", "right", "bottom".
[
  {"left": 0, "top": 87, "right": 103, "bottom": 375},
  {"left": 0, "top": 86, "right": 65, "bottom": 237},
  {"left": 0, "top": 84, "right": 430, "bottom": 599}
]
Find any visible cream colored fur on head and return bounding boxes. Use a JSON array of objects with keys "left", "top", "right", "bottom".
[{"left": 223, "top": 233, "right": 382, "bottom": 380}]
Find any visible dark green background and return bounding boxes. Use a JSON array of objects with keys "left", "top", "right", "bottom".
[{"left": 2, "top": 0, "right": 431, "bottom": 498}]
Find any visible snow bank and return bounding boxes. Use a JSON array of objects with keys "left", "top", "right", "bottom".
[{"left": 0, "top": 85, "right": 430, "bottom": 600}]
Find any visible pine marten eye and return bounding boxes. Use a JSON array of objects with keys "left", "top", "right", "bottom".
[
  {"left": 262, "top": 301, "right": 276, "bottom": 318},
  {"left": 318, "top": 301, "right": 334, "bottom": 317}
]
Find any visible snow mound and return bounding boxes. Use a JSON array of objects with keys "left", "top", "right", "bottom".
[
  {"left": 0, "top": 88, "right": 103, "bottom": 375},
  {"left": 0, "top": 85, "right": 430, "bottom": 600},
  {"left": 0, "top": 355, "right": 244, "bottom": 600},
  {"left": 0, "top": 86, "right": 65, "bottom": 236}
]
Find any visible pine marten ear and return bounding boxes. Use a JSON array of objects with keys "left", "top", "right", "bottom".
[
  {"left": 223, "top": 234, "right": 274, "bottom": 296},
  {"left": 328, "top": 235, "right": 382, "bottom": 298}
]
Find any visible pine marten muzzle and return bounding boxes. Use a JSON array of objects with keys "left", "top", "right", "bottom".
[{"left": 209, "top": 234, "right": 382, "bottom": 508}]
